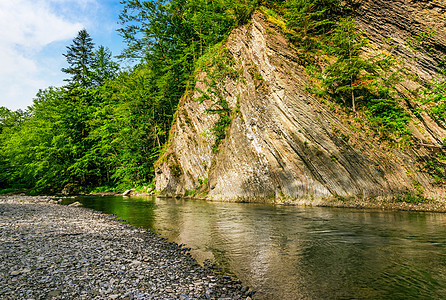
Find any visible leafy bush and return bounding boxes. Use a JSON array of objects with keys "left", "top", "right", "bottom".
[{"left": 366, "top": 98, "right": 410, "bottom": 138}]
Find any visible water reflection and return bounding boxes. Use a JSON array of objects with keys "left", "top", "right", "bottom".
[{"left": 66, "top": 196, "right": 446, "bottom": 299}]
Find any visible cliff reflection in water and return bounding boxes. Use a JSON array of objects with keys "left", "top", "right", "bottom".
[{"left": 70, "top": 196, "right": 446, "bottom": 299}]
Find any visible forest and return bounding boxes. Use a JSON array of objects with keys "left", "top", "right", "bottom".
[{"left": 1, "top": 0, "right": 444, "bottom": 194}]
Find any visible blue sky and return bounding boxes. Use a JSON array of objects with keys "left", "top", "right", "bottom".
[{"left": 0, "top": 0, "right": 126, "bottom": 111}]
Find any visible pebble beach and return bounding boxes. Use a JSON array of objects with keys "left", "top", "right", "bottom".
[{"left": 0, "top": 195, "right": 253, "bottom": 299}]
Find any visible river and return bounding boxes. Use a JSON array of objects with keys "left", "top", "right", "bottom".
[{"left": 62, "top": 196, "right": 446, "bottom": 299}]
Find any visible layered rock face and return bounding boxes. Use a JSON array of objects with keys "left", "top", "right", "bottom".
[
  {"left": 155, "top": 4, "right": 446, "bottom": 202},
  {"left": 356, "top": 0, "right": 446, "bottom": 82}
]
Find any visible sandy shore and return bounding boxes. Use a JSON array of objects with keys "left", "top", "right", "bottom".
[{"left": 0, "top": 195, "right": 253, "bottom": 300}]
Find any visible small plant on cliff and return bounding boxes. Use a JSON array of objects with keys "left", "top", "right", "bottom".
[
  {"left": 395, "top": 194, "right": 429, "bottom": 204},
  {"left": 417, "top": 68, "right": 446, "bottom": 182},
  {"left": 406, "top": 29, "right": 438, "bottom": 56},
  {"left": 419, "top": 65, "right": 446, "bottom": 128}
]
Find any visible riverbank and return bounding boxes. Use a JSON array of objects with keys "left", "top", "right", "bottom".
[
  {"left": 153, "top": 193, "right": 446, "bottom": 213},
  {"left": 0, "top": 195, "right": 253, "bottom": 299},
  {"left": 274, "top": 195, "right": 446, "bottom": 213}
]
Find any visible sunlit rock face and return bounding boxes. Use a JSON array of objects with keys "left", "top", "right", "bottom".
[
  {"left": 356, "top": 0, "right": 446, "bottom": 82},
  {"left": 155, "top": 8, "right": 446, "bottom": 203}
]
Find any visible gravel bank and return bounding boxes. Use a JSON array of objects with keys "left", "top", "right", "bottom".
[{"left": 0, "top": 195, "right": 254, "bottom": 299}]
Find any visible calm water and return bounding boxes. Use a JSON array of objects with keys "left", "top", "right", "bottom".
[{"left": 63, "top": 196, "right": 446, "bottom": 299}]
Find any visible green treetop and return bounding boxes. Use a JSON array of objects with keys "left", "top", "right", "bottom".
[
  {"left": 62, "top": 29, "right": 95, "bottom": 88},
  {"left": 92, "top": 46, "right": 120, "bottom": 86}
]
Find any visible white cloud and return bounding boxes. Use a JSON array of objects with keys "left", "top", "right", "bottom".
[
  {"left": 0, "top": 0, "right": 93, "bottom": 110},
  {"left": 0, "top": 0, "right": 84, "bottom": 49}
]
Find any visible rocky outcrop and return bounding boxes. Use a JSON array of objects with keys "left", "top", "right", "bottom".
[
  {"left": 355, "top": 0, "right": 446, "bottom": 142},
  {"left": 356, "top": 0, "right": 446, "bottom": 82},
  {"left": 155, "top": 5, "right": 446, "bottom": 203}
]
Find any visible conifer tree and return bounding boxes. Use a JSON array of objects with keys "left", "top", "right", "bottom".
[
  {"left": 62, "top": 29, "right": 95, "bottom": 88},
  {"left": 284, "top": 0, "right": 341, "bottom": 49},
  {"left": 323, "top": 17, "right": 368, "bottom": 111},
  {"left": 92, "top": 46, "right": 119, "bottom": 86}
]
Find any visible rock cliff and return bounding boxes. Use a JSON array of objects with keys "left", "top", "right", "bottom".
[{"left": 155, "top": 2, "right": 446, "bottom": 203}]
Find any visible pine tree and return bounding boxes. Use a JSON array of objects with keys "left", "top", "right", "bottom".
[
  {"left": 92, "top": 46, "right": 119, "bottom": 86},
  {"left": 62, "top": 29, "right": 95, "bottom": 88},
  {"left": 323, "top": 17, "right": 368, "bottom": 111},
  {"left": 284, "top": 0, "right": 341, "bottom": 49}
]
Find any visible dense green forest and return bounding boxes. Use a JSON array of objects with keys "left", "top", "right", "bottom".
[
  {"left": 0, "top": 0, "right": 442, "bottom": 194},
  {"left": 0, "top": 0, "right": 260, "bottom": 194}
]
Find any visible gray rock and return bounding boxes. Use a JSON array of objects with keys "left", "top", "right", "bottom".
[{"left": 122, "top": 189, "right": 135, "bottom": 196}]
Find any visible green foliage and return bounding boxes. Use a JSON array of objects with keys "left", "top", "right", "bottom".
[
  {"left": 0, "top": 63, "right": 170, "bottom": 193},
  {"left": 119, "top": 0, "right": 258, "bottom": 64},
  {"left": 267, "top": 1, "right": 410, "bottom": 141},
  {"left": 0, "top": 0, "right": 261, "bottom": 194},
  {"left": 406, "top": 29, "right": 438, "bottom": 55},
  {"left": 62, "top": 29, "right": 96, "bottom": 88},
  {"left": 365, "top": 98, "right": 410, "bottom": 139},
  {"left": 284, "top": 0, "right": 341, "bottom": 49},
  {"left": 0, "top": 108, "right": 28, "bottom": 189},
  {"left": 419, "top": 68, "right": 446, "bottom": 127},
  {"left": 322, "top": 17, "right": 369, "bottom": 111},
  {"left": 394, "top": 194, "right": 428, "bottom": 204},
  {"left": 90, "top": 65, "right": 174, "bottom": 187},
  {"left": 210, "top": 111, "right": 232, "bottom": 152},
  {"left": 196, "top": 44, "right": 239, "bottom": 151},
  {"left": 418, "top": 70, "right": 446, "bottom": 182},
  {"left": 319, "top": 18, "right": 410, "bottom": 140},
  {"left": 0, "top": 188, "right": 22, "bottom": 195},
  {"left": 0, "top": 107, "right": 28, "bottom": 133},
  {"left": 424, "top": 153, "right": 446, "bottom": 182},
  {"left": 92, "top": 46, "right": 120, "bottom": 86},
  {"left": 1, "top": 87, "right": 95, "bottom": 193}
]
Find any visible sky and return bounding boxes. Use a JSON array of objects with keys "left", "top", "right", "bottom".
[{"left": 0, "top": 0, "right": 126, "bottom": 111}]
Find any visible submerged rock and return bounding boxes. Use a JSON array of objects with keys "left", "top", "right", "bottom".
[{"left": 122, "top": 189, "right": 136, "bottom": 196}]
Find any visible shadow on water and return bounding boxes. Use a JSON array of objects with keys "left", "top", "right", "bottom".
[
  {"left": 63, "top": 196, "right": 446, "bottom": 299},
  {"left": 61, "top": 195, "right": 157, "bottom": 229}
]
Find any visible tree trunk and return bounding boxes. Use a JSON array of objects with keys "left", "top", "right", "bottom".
[{"left": 351, "top": 75, "right": 355, "bottom": 112}]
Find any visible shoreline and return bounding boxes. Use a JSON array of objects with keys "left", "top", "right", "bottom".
[
  {"left": 153, "top": 193, "right": 446, "bottom": 213},
  {"left": 6, "top": 188, "right": 446, "bottom": 213},
  {"left": 0, "top": 195, "right": 253, "bottom": 299},
  {"left": 5, "top": 191, "right": 446, "bottom": 213},
  {"left": 87, "top": 191, "right": 446, "bottom": 213},
  {"left": 273, "top": 195, "right": 446, "bottom": 213}
]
